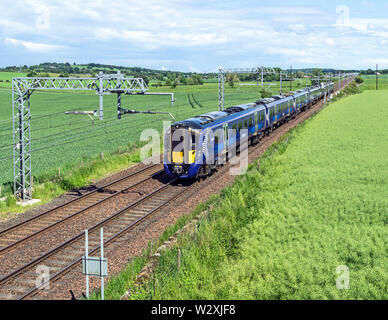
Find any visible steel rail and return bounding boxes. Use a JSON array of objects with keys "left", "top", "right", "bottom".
[
  {"left": 0, "top": 178, "right": 178, "bottom": 292},
  {"left": 20, "top": 179, "right": 194, "bottom": 300},
  {"left": 0, "top": 163, "right": 162, "bottom": 238},
  {"left": 0, "top": 168, "right": 165, "bottom": 255}
]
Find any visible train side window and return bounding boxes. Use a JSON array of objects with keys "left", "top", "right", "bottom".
[
  {"left": 243, "top": 120, "right": 248, "bottom": 128},
  {"left": 232, "top": 123, "right": 237, "bottom": 132},
  {"left": 215, "top": 135, "right": 219, "bottom": 145},
  {"left": 249, "top": 117, "right": 253, "bottom": 127},
  {"left": 238, "top": 122, "right": 243, "bottom": 130}
]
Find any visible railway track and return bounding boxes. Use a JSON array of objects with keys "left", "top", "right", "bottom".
[
  {"left": 0, "top": 78, "right": 354, "bottom": 300},
  {"left": 0, "top": 164, "right": 163, "bottom": 256},
  {"left": 0, "top": 178, "right": 195, "bottom": 300}
]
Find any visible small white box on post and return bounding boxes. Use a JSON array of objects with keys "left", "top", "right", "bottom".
[{"left": 82, "top": 228, "right": 108, "bottom": 300}]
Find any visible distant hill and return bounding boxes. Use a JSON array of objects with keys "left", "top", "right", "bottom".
[{"left": 0, "top": 62, "right": 217, "bottom": 82}]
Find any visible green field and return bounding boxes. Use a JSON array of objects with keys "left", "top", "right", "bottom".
[
  {"left": 0, "top": 71, "right": 313, "bottom": 198},
  {"left": 114, "top": 90, "right": 388, "bottom": 300},
  {"left": 360, "top": 74, "right": 388, "bottom": 91},
  {"left": 0, "top": 72, "right": 27, "bottom": 89}
]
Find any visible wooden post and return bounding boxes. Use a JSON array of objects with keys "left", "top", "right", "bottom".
[
  {"left": 0, "top": 185, "right": 2, "bottom": 198},
  {"left": 149, "top": 241, "right": 153, "bottom": 259},
  {"left": 177, "top": 249, "right": 181, "bottom": 272},
  {"left": 58, "top": 167, "right": 61, "bottom": 178},
  {"left": 100, "top": 152, "right": 104, "bottom": 160},
  {"left": 153, "top": 275, "right": 156, "bottom": 296}
]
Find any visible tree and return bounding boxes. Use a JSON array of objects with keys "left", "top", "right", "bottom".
[
  {"left": 187, "top": 78, "right": 194, "bottom": 85},
  {"left": 165, "top": 78, "right": 172, "bottom": 86},
  {"left": 141, "top": 75, "right": 149, "bottom": 85},
  {"left": 27, "top": 71, "right": 38, "bottom": 77},
  {"left": 311, "top": 69, "right": 323, "bottom": 86},
  {"left": 171, "top": 79, "right": 178, "bottom": 88},
  {"left": 192, "top": 74, "right": 204, "bottom": 85},
  {"left": 259, "top": 86, "right": 272, "bottom": 98},
  {"left": 179, "top": 76, "right": 187, "bottom": 85},
  {"left": 355, "top": 76, "right": 364, "bottom": 84},
  {"left": 227, "top": 73, "right": 239, "bottom": 88}
]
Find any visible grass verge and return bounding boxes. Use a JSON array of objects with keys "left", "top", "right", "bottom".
[{"left": 0, "top": 141, "right": 146, "bottom": 219}]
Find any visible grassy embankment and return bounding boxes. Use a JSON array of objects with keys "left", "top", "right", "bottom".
[
  {"left": 96, "top": 87, "right": 388, "bottom": 300},
  {"left": 0, "top": 71, "right": 312, "bottom": 216}
]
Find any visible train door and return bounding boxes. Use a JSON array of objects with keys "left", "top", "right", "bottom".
[
  {"left": 295, "top": 96, "right": 298, "bottom": 110},
  {"left": 254, "top": 112, "right": 258, "bottom": 132},
  {"left": 223, "top": 123, "right": 229, "bottom": 152}
]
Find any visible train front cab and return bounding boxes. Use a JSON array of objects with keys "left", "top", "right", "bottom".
[{"left": 164, "top": 124, "right": 202, "bottom": 179}]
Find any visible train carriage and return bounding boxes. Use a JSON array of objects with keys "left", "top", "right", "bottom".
[{"left": 164, "top": 82, "right": 334, "bottom": 179}]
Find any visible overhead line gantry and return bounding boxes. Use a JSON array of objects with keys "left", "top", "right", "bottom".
[{"left": 12, "top": 71, "right": 174, "bottom": 201}]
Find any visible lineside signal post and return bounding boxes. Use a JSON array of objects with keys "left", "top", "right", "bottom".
[{"left": 82, "top": 228, "right": 107, "bottom": 300}]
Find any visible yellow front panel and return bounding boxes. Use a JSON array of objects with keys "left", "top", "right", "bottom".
[
  {"left": 172, "top": 151, "right": 196, "bottom": 164},
  {"left": 189, "top": 150, "right": 196, "bottom": 164},
  {"left": 172, "top": 152, "right": 183, "bottom": 163}
]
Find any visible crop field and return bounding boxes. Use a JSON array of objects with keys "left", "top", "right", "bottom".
[
  {"left": 123, "top": 90, "right": 388, "bottom": 300},
  {"left": 0, "top": 71, "right": 312, "bottom": 197},
  {"left": 0, "top": 72, "right": 27, "bottom": 89},
  {"left": 360, "top": 74, "right": 388, "bottom": 91}
]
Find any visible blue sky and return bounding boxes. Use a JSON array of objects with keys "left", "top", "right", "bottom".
[{"left": 0, "top": 0, "right": 387, "bottom": 72}]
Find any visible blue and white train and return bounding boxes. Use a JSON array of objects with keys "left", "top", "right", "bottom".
[{"left": 164, "top": 82, "right": 334, "bottom": 179}]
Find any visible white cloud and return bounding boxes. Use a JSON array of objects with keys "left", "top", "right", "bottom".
[
  {"left": 362, "top": 1, "right": 375, "bottom": 8},
  {"left": 189, "top": 66, "right": 202, "bottom": 73},
  {"left": 4, "top": 38, "right": 66, "bottom": 53},
  {"left": 0, "top": 0, "right": 387, "bottom": 70},
  {"left": 288, "top": 24, "right": 306, "bottom": 32}
]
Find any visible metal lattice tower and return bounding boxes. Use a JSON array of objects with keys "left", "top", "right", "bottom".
[
  {"left": 218, "top": 67, "right": 277, "bottom": 110},
  {"left": 12, "top": 84, "right": 32, "bottom": 201},
  {"left": 11, "top": 72, "right": 172, "bottom": 201}
]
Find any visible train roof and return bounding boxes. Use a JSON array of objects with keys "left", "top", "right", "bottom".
[
  {"left": 171, "top": 119, "right": 204, "bottom": 129},
  {"left": 197, "top": 111, "right": 228, "bottom": 121},
  {"left": 225, "top": 103, "right": 256, "bottom": 114},
  {"left": 171, "top": 111, "right": 229, "bottom": 129},
  {"left": 272, "top": 95, "right": 286, "bottom": 100},
  {"left": 256, "top": 98, "right": 275, "bottom": 105}
]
